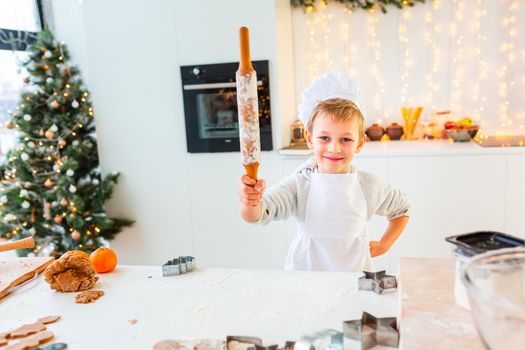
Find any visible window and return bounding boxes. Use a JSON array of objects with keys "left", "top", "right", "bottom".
[{"left": 0, "top": 0, "right": 43, "bottom": 155}]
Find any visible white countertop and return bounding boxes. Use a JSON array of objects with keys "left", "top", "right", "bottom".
[
  {"left": 1, "top": 266, "right": 398, "bottom": 349},
  {"left": 279, "top": 139, "right": 525, "bottom": 158}
]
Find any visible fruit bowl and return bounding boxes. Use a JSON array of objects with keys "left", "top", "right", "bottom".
[
  {"left": 447, "top": 127, "right": 479, "bottom": 142},
  {"left": 460, "top": 248, "right": 525, "bottom": 349}
]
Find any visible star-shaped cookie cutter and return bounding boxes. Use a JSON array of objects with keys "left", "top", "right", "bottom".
[
  {"left": 162, "top": 256, "right": 195, "bottom": 277},
  {"left": 343, "top": 312, "right": 399, "bottom": 350},
  {"left": 358, "top": 270, "right": 397, "bottom": 294}
]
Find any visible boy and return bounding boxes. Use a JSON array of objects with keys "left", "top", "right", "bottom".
[{"left": 238, "top": 72, "right": 411, "bottom": 271}]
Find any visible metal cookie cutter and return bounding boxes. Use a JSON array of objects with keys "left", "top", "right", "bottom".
[
  {"left": 343, "top": 312, "right": 399, "bottom": 350},
  {"left": 226, "top": 336, "right": 286, "bottom": 350},
  {"left": 162, "top": 256, "right": 195, "bottom": 277},
  {"left": 294, "top": 329, "right": 343, "bottom": 350},
  {"left": 358, "top": 270, "right": 397, "bottom": 294}
]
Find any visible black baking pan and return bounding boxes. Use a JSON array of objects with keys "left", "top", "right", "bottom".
[{"left": 445, "top": 231, "right": 525, "bottom": 257}]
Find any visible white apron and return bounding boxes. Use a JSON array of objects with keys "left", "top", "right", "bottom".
[{"left": 284, "top": 172, "right": 373, "bottom": 272}]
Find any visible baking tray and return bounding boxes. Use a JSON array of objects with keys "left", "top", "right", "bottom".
[{"left": 445, "top": 231, "right": 524, "bottom": 257}]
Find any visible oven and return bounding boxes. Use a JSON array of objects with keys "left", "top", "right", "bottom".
[{"left": 180, "top": 60, "right": 273, "bottom": 153}]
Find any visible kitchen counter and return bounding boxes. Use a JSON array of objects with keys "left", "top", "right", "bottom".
[
  {"left": 399, "top": 258, "right": 484, "bottom": 350},
  {"left": 1, "top": 266, "right": 399, "bottom": 349},
  {"left": 279, "top": 139, "right": 525, "bottom": 157},
  {"left": 1, "top": 258, "right": 489, "bottom": 349}
]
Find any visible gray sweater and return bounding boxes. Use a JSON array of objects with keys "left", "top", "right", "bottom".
[{"left": 256, "top": 157, "right": 411, "bottom": 224}]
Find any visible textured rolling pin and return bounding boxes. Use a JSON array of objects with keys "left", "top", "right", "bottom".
[
  {"left": 0, "top": 236, "right": 35, "bottom": 253},
  {"left": 236, "top": 26, "right": 261, "bottom": 180}
]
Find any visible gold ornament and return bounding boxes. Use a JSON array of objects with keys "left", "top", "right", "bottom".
[
  {"left": 6, "top": 120, "right": 14, "bottom": 129},
  {"left": 71, "top": 230, "right": 81, "bottom": 240},
  {"left": 60, "top": 198, "right": 68, "bottom": 206},
  {"left": 45, "top": 130, "right": 55, "bottom": 140},
  {"left": 59, "top": 139, "right": 67, "bottom": 147},
  {"left": 50, "top": 100, "right": 60, "bottom": 109},
  {"left": 44, "top": 178, "right": 54, "bottom": 188}
]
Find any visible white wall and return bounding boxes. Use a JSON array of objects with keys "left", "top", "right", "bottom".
[{"left": 50, "top": 0, "right": 297, "bottom": 267}]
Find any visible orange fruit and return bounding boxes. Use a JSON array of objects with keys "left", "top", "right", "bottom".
[{"left": 89, "top": 247, "right": 118, "bottom": 273}]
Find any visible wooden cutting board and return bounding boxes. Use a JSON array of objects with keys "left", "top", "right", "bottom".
[{"left": 0, "top": 257, "right": 54, "bottom": 300}]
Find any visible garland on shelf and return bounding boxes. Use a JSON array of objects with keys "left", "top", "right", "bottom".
[{"left": 290, "top": 0, "right": 428, "bottom": 14}]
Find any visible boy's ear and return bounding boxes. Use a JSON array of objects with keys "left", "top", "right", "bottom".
[
  {"left": 356, "top": 136, "right": 366, "bottom": 153},
  {"left": 305, "top": 129, "right": 313, "bottom": 149}
]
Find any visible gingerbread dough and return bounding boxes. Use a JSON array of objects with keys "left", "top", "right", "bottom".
[
  {"left": 0, "top": 332, "right": 8, "bottom": 346},
  {"left": 44, "top": 250, "right": 98, "bottom": 292},
  {"left": 37, "top": 315, "right": 61, "bottom": 325},
  {"left": 4, "top": 330, "right": 54, "bottom": 350},
  {"left": 75, "top": 290, "right": 104, "bottom": 304},
  {"left": 8, "top": 323, "right": 46, "bottom": 339}
]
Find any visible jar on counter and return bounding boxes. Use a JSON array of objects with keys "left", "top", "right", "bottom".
[
  {"left": 386, "top": 123, "right": 404, "bottom": 140},
  {"left": 290, "top": 119, "right": 306, "bottom": 144},
  {"left": 365, "top": 124, "right": 385, "bottom": 141}
]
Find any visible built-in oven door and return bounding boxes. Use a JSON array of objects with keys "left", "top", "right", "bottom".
[{"left": 181, "top": 61, "right": 272, "bottom": 153}]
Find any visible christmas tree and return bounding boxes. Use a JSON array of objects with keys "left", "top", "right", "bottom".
[{"left": 0, "top": 29, "right": 133, "bottom": 257}]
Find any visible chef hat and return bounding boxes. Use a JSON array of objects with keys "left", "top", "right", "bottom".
[{"left": 297, "top": 72, "right": 364, "bottom": 128}]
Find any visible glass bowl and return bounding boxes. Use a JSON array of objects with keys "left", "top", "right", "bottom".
[
  {"left": 447, "top": 128, "right": 479, "bottom": 142},
  {"left": 460, "top": 248, "right": 525, "bottom": 349}
]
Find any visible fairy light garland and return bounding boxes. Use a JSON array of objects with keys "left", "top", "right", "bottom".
[
  {"left": 398, "top": 7, "right": 411, "bottom": 104},
  {"left": 367, "top": 10, "right": 385, "bottom": 121},
  {"left": 499, "top": 1, "right": 518, "bottom": 132},
  {"left": 294, "top": 0, "right": 525, "bottom": 136}
]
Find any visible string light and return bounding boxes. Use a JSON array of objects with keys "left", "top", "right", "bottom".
[
  {"left": 398, "top": 6, "right": 411, "bottom": 105},
  {"left": 367, "top": 10, "right": 385, "bottom": 121},
  {"left": 294, "top": 2, "right": 523, "bottom": 135}
]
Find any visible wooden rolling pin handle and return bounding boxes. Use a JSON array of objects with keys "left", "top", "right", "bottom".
[
  {"left": 0, "top": 236, "right": 35, "bottom": 253},
  {"left": 238, "top": 27, "right": 254, "bottom": 74}
]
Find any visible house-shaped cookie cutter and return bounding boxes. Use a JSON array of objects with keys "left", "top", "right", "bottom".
[
  {"left": 162, "top": 256, "right": 195, "bottom": 277},
  {"left": 358, "top": 270, "right": 397, "bottom": 294},
  {"left": 343, "top": 312, "right": 399, "bottom": 350}
]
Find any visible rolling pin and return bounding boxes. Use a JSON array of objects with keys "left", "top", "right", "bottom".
[
  {"left": 236, "top": 26, "right": 261, "bottom": 180},
  {"left": 0, "top": 236, "right": 35, "bottom": 253}
]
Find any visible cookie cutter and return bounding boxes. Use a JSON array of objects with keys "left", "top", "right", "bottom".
[
  {"left": 294, "top": 329, "right": 343, "bottom": 350},
  {"left": 35, "top": 343, "right": 68, "bottom": 350},
  {"left": 226, "top": 336, "right": 295, "bottom": 350},
  {"left": 343, "top": 312, "right": 399, "bottom": 350},
  {"left": 162, "top": 256, "right": 195, "bottom": 277},
  {"left": 358, "top": 270, "right": 397, "bottom": 294}
]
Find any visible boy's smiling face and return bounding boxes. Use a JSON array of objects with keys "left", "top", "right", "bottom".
[{"left": 306, "top": 112, "right": 365, "bottom": 173}]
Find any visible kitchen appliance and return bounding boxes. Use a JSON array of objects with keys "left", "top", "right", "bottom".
[
  {"left": 180, "top": 61, "right": 272, "bottom": 153},
  {"left": 460, "top": 248, "right": 525, "bottom": 349},
  {"left": 445, "top": 231, "right": 525, "bottom": 310}
]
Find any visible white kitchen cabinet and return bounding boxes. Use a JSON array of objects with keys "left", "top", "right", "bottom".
[
  {"left": 389, "top": 155, "right": 506, "bottom": 265},
  {"left": 505, "top": 155, "right": 525, "bottom": 239}
]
